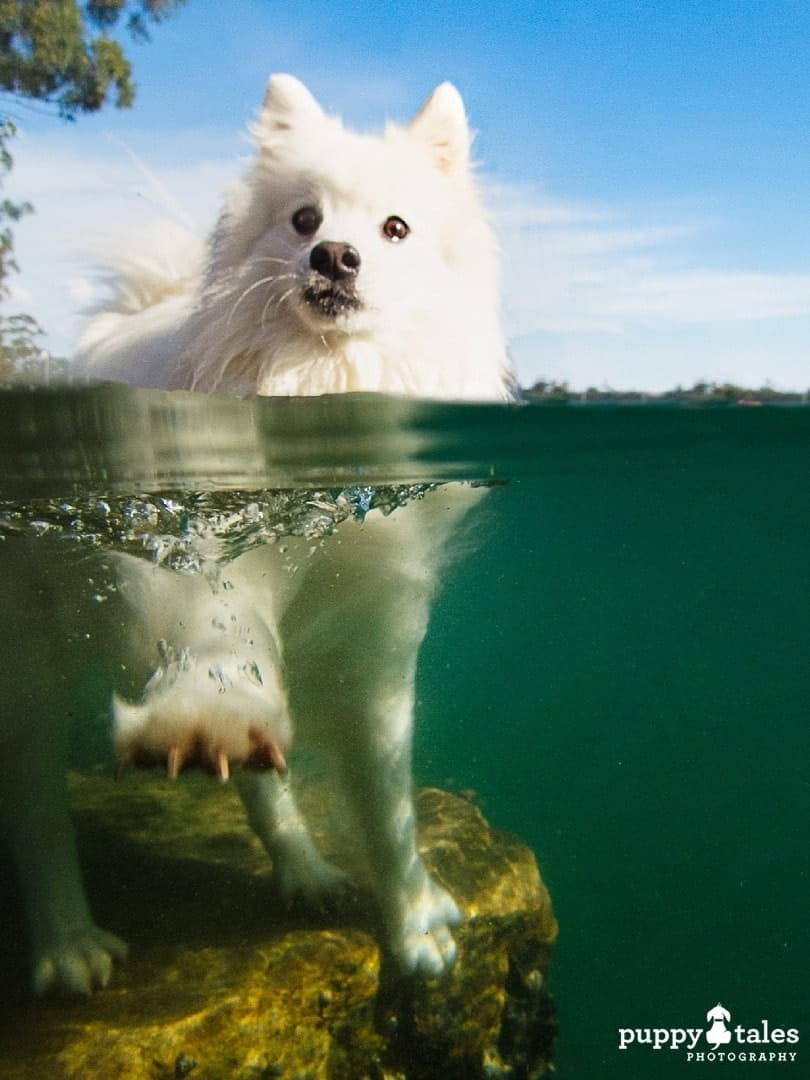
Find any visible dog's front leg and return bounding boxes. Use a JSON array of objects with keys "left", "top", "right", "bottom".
[
  {"left": 284, "top": 502, "right": 467, "bottom": 976},
  {"left": 236, "top": 770, "right": 349, "bottom": 906},
  {"left": 4, "top": 731, "right": 128, "bottom": 995},
  {"left": 336, "top": 679, "right": 462, "bottom": 976},
  {"left": 0, "top": 538, "right": 127, "bottom": 996}
]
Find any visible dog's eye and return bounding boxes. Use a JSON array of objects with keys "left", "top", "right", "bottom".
[
  {"left": 382, "top": 216, "right": 410, "bottom": 243},
  {"left": 292, "top": 206, "right": 322, "bottom": 237}
]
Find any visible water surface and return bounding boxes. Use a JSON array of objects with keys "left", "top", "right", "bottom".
[{"left": 1, "top": 385, "right": 807, "bottom": 1077}]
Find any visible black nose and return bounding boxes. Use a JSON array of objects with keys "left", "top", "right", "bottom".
[{"left": 309, "top": 241, "right": 361, "bottom": 281}]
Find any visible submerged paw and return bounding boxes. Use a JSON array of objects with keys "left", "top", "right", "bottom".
[
  {"left": 390, "top": 878, "right": 462, "bottom": 977},
  {"left": 113, "top": 692, "right": 289, "bottom": 782},
  {"left": 273, "top": 845, "right": 352, "bottom": 910},
  {"left": 33, "top": 926, "right": 129, "bottom": 997}
]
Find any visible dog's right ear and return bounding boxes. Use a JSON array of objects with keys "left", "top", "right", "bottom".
[
  {"left": 258, "top": 74, "right": 325, "bottom": 133},
  {"left": 407, "top": 82, "right": 471, "bottom": 174}
]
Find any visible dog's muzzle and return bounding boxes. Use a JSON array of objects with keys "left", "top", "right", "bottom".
[{"left": 303, "top": 240, "right": 362, "bottom": 317}]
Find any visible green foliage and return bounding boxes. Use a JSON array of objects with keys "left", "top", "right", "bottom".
[
  {"left": 524, "top": 379, "right": 808, "bottom": 403},
  {"left": 0, "top": 1, "right": 187, "bottom": 377},
  {"left": 0, "top": 116, "right": 44, "bottom": 379},
  {"left": 0, "top": 310, "right": 46, "bottom": 382},
  {"left": 0, "top": 0, "right": 188, "bottom": 118},
  {"left": 0, "top": 118, "right": 31, "bottom": 296}
]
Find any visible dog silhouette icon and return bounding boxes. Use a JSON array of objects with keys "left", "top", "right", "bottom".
[{"left": 706, "top": 1003, "right": 732, "bottom": 1048}]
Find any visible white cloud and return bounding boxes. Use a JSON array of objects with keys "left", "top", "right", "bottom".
[
  {"left": 604, "top": 270, "right": 810, "bottom": 322},
  {"left": 486, "top": 180, "right": 810, "bottom": 387},
  {"left": 490, "top": 181, "right": 810, "bottom": 335}
]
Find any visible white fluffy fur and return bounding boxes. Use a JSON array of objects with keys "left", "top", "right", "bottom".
[
  {"left": 78, "top": 74, "right": 512, "bottom": 401},
  {"left": 5, "top": 75, "right": 514, "bottom": 995}
]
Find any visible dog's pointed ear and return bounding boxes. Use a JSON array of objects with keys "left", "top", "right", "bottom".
[
  {"left": 407, "top": 82, "right": 471, "bottom": 173},
  {"left": 259, "top": 74, "right": 325, "bottom": 133}
]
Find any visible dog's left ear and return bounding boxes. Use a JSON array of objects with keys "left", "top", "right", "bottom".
[
  {"left": 258, "top": 74, "right": 326, "bottom": 134},
  {"left": 408, "top": 83, "right": 471, "bottom": 174}
]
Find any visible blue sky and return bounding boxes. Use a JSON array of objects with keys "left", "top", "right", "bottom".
[{"left": 5, "top": 0, "right": 810, "bottom": 390}]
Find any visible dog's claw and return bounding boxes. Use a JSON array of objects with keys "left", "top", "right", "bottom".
[
  {"left": 268, "top": 741, "right": 288, "bottom": 776},
  {"left": 244, "top": 725, "right": 288, "bottom": 776},
  {"left": 216, "top": 750, "right": 230, "bottom": 782},
  {"left": 116, "top": 731, "right": 287, "bottom": 782},
  {"left": 167, "top": 744, "right": 183, "bottom": 780}
]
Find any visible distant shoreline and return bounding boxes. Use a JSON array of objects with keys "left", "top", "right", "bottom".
[{"left": 523, "top": 380, "right": 809, "bottom": 405}]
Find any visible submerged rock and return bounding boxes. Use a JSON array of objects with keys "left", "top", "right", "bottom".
[{"left": 0, "top": 772, "right": 557, "bottom": 1078}]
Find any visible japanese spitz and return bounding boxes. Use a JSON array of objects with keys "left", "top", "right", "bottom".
[
  {"left": 78, "top": 74, "right": 511, "bottom": 400},
  {"left": 8, "top": 75, "right": 514, "bottom": 995}
]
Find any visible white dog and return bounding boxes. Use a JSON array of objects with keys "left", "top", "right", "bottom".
[{"left": 6, "top": 74, "right": 514, "bottom": 995}]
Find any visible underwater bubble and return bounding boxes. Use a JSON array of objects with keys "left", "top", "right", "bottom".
[{"left": 0, "top": 484, "right": 437, "bottom": 574}]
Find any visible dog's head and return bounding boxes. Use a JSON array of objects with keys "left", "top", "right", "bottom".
[
  {"left": 209, "top": 75, "right": 495, "bottom": 334},
  {"left": 192, "top": 75, "right": 510, "bottom": 399}
]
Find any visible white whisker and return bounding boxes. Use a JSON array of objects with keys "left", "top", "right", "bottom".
[
  {"left": 252, "top": 256, "right": 295, "bottom": 267},
  {"left": 227, "top": 275, "right": 277, "bottom": 326},
  {"left": 257, "top": 282, "right": 300, "bottom": 326},
  {"left": 260, "top": 295, "right": 275, "bottom": 327},
  {"left": 260, "top": 292, "right": 281, "bottom": 326},
  {"left": 227, "top": 272, "right": 298, "bottom": 326}
]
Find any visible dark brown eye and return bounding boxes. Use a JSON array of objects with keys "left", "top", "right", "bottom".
[
  {"left": 382, "top": 215, "right": 410, "bottom": 242},
  {"left": 292, "top": 206, "right": 322, "bottom": 236}
]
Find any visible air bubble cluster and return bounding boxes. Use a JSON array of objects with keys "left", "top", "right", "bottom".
[{"left": 0, "top": 484, "right": 435, "bottom": 573}]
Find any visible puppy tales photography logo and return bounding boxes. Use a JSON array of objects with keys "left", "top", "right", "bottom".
[{"left": 618, "top": 1002, "right": 800, "bottom": 1064}]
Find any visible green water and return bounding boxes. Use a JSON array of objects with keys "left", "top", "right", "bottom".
[
  {"left": 1, "top": 389, "right": 808, "bottom": 1076},
  {"left": 416, "top": 406, "right": 809, "bottom": 1077}
]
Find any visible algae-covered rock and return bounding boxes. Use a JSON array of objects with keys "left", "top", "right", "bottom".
[{"left": 0, "top": 772, "right": 557, "bottom": 1078}]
